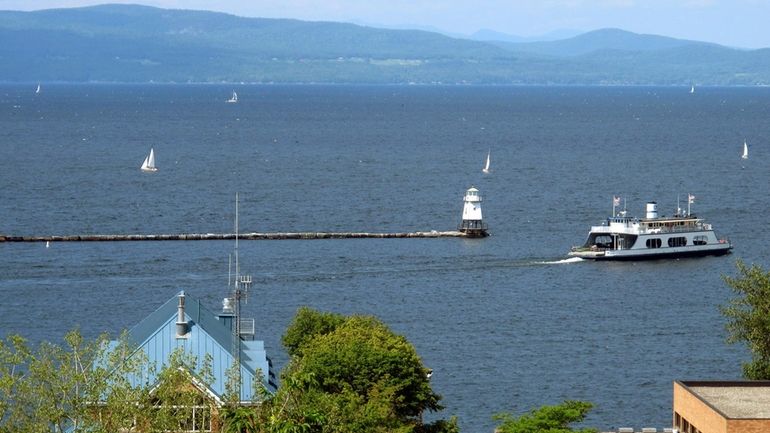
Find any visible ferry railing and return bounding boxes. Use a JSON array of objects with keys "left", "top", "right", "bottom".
[{"left": 640, "top": 223, "right": 710, "bottom": 234}]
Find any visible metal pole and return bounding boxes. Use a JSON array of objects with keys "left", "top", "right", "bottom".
[{"left": 234, "top": 193, "right": 241, "bottom": 401}]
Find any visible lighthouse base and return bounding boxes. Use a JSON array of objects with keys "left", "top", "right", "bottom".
[
  {"left": 459, "top": 228, "right": 489, "bottom": 238},
  {"left": 458, "top": 220, "right": 488, "bottom": 238}
]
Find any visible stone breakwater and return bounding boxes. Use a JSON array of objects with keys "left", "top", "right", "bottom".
[{"left": 0, "top": 231, "right": 474, "bottom": 242}]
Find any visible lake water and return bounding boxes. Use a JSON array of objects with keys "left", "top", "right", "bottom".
[{"left": 2, "top": 84, "right": 769, "bottom": 432}]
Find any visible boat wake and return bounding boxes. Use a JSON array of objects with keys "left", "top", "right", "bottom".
[{"left": 533, "top": 257, "right": 585, "bottom": 265}]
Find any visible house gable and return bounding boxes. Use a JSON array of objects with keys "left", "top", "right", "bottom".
[{"left": 113, "top": 291, "right": 275, "bottom": 403}]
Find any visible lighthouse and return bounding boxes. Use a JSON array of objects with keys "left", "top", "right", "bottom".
[{"left": 459, "top": 186, "right": 488, "bottom": 237}]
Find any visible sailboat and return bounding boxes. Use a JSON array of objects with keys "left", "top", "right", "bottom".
[
  {"left": 35, "top": 83, "right": 41, "bottom": 94},
  {"left": 690, "top": 85, "right": 695, "bottom": 94},
  {"left": 742, "top": 140, "right": 749, "bottom": 160},
  {"left": 482, "top": 150, "right": 491, "bottom": 174},
  {"left": 227, "top": 90, "right": 238, "bottom": 103},
  {"left": 141, "top": 148, "right": 158, "bottom": 172}
]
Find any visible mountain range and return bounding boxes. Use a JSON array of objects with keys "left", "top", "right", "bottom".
[{"left": 1, "top": 4, "right": 769, "bottom": 85}]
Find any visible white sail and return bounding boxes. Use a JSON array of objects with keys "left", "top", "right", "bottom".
[
  {"left": 690, "top": 85, "right": 695, "bottom": 94},
  {"left": 35, "top": 83, "right": 41, "bottom": 94},
  {"left": 742, "top": 140, "right": 748, "bottom": 159},
  {"left": 227, "top": 91, "right": 238, "bottom": 103},
  {"left": 141, "top": 148, "right": 157, "bottom": 172},
  {"left": 482, "top": 151, "right": 491, "bottom": 174}
]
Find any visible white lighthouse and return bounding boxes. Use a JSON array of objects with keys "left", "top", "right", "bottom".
[{"left": 459, "top": 186, "right": 488, "bottom": 237}]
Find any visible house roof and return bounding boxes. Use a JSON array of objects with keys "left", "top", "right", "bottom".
[
  {"left": 112, "top": 291, "right": 276, "bottom": 403},
  {"left": 678, "top": 380, "right": 770, "bottom": 419}
]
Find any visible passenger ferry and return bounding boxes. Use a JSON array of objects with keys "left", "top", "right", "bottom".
[{"left": 569, "top": 200, "right": 732, "bottom": 260}]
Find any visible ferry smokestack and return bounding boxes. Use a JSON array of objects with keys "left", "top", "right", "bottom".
[
  {"left": 645, "top": 202, "right": 658, "bottom": 219},
  {"left": 176, "top": 291, "right": 188, "bottom": 337}
]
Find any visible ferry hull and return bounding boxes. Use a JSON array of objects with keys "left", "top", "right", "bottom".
[{"left": 569, "top": 244, "right": 732, "bottom": 261}]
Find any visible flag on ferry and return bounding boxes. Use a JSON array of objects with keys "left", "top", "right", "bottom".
[
  {"left": 688, "top": 194, "right": 695, "bottom": 204},
  {"left": 613, "top": 196, "right": 621, "bottom": 206}
]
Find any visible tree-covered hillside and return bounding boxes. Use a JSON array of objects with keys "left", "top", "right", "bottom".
[{"left": 1, "top": 4, "right": 769, "bottom": 85}]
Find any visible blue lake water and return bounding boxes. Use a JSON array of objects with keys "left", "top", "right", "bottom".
[{"left": 2, "top": 84, "right": 769, "bottom": 432}]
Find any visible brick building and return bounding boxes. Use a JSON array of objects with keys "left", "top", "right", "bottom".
[{"left": 673, "top": 380, "right": 770, "bottom": 433}]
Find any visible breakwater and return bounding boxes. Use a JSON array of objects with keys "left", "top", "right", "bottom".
[{"left": 0, "top": 231, "right": 476, "bottom": 242}]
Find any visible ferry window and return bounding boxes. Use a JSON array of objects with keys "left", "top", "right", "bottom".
[
  {"left": 668, "top": 237, "right": 687, "bottom": 247},
  {"left": 693, "top": 235, "right": 707, "bottom": 245},
  {"left": 594, "top": 235, "right": 613, "bottom": 248},
  {"left": 645, "top": 238, "right": 662, "bottom": 248}
]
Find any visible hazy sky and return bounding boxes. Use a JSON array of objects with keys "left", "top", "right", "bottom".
[{"left": 2, "top": 0, "right": 769, "bottom": 48}]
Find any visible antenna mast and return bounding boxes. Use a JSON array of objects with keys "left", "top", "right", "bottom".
[{"left": 231, "top": 192, "right": 252, "bottom": 401}]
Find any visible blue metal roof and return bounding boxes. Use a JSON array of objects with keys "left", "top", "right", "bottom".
[{"left": 111, "top": 291, "right": 276, "bottom": 402}]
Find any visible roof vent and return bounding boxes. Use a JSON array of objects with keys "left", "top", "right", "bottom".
[
  {"left": 222, "top": 297, "right": 233, "bottom": 314},
  {"left": 176, "top": 291, "right": 189, "bottom": 338}
]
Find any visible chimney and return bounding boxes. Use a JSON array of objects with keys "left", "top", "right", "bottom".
[{"left": 176, "top": 291, "right": 188, "bottom": 338}]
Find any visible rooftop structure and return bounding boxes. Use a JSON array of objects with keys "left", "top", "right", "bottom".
[
  {"left": 673, "top": 380, "right": 770, "bottom": 433},
  {"left": 111, "top": 291, "right": 276, "bottom": 404}
]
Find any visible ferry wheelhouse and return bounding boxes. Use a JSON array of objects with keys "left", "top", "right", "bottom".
[{"left": 569, "top": 201, "right": 732, "bottom": 260}]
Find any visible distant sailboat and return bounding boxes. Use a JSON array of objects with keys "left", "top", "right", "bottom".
[
  {"left": 482, "top": 150, "right": 491, "bottom": 174},
  {"left": 742, "top": 140, "right": 748, "bottom": 160},
  {"left": 690, "top": 85, "right": 695, "bottom": 94},
  {"left": 227, "top": 91, "right": 238, "bottom": 103},
  {"left": 141, "top": 148, "right": 158, "bottom": 172},
  {"left": 35, "top": 83, "right": 41, "bottom": 94}
]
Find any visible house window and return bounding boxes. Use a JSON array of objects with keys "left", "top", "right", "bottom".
[
  {"left": 187, "top": 405, "right": 212, "bottom": 432},
  {"left": 147, "top": 404, "right": 213, "bottom": 432}
]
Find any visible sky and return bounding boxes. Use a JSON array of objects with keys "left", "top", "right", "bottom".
[{"left": 1, "top": 0, "right": 769, "bottom": 49}]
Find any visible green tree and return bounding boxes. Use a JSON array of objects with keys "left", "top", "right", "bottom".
[
  {"left": 1, "top": 313, "right": 458, "bottom": 433},
  {"left": 493, "top": 400, "right": 596, "bottom": 433},
  {"left": 0, "top": 334, "right": 33, "bottom": 433},
  {"left": 259, "top": 367, "right": 327, "bottom": 433},
  {"left": 222, "top": 405, "right": 262, "bottom": 433},
  {"left": 297, "top": 315, "right": 440, "bottom": 417},
  {"left": 721, "top": 260, "right": 770, "bottom": 379},
  {"left": 135, "top": 350, "right": 218, "bottom": 433},
  {"left": 263, "top": 308, "right": 455, "bottom": 433},
  {"left": 0, "top": 330, "right": 221, "bottom": 433},
  {"left": 85, "top": 331, "right": 153, "bottom": 433},
  {"left": 221, "top": 357, "right": 272, "bottom": 432},
  {"left": 0, "top": 330, "right": 116, "bottom": 433},
  {"left": 281, "top": 307, "right": 345, "bottom": 358}
]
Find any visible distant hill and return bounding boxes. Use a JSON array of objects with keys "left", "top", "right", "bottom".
[
  {"left": 469, "top": 28, "right": 582, "bottom": 44},
  {"left": 0, "top": 4, "right": 769, "bottom": 85},
  {"left": 495, "top": 28, "right": 715, "bottom": 56}
]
